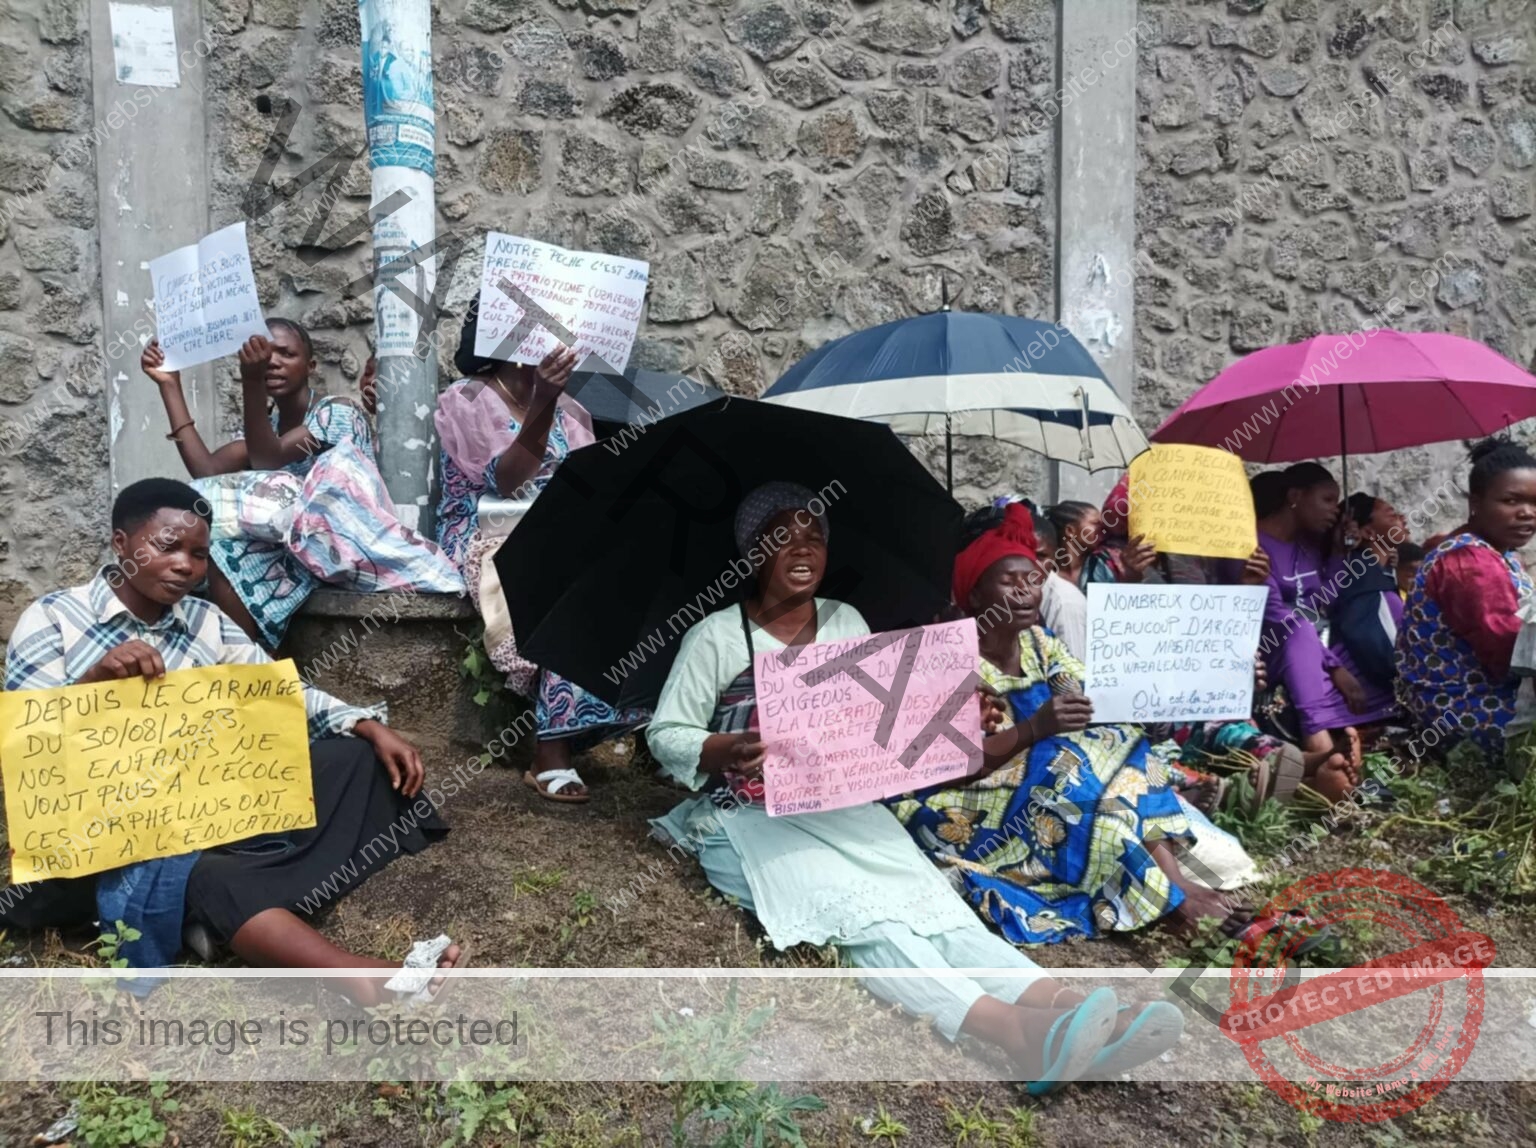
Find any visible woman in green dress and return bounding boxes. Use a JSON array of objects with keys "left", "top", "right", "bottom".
[{"left": 646, "top": 482, "right": 1183, "bottom": 1091}]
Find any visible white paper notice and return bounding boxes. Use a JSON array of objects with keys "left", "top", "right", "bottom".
[
  {"left": 108, "top": 3, "right": 180, "bottom": 88},
  {"left": 148, "top": 223, "right": 268, "bottom": 371},
  {"left": 475, "top": 233, "right": 649, "bottom": 373},
  {"left": 1083, "top": 583, "right": 1268, "bottom": 724}
]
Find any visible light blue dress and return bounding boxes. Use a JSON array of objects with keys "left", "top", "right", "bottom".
[{"left": 647, "top": 601, "right": 1045, "bottom": 1041}]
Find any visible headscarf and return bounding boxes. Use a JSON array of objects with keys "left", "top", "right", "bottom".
[
  {"left": 734, "top": 482, "right": 830, "bottom": 557},
  {"left": 952, "top": 501, "right": 1038, "bottom": 608},
  {"left": 1100, "top": 473, "right": 1132, "bottom": 542},
  {"left": 453, "top": 294, "right": 500, "bottom": 378}
]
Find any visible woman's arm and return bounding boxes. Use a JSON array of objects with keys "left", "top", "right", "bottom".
[
  {"left": 239, "top": 336, "right": 327, "bottom": 469},
  {"left": 491, "top": 348, "right": 579, "bottom": 497},
  {"left": 142, "top": 339, "right": 248, "bottom": 477},
  {"left": 646, "top": 616, "right": 729, "bottom": 790}
]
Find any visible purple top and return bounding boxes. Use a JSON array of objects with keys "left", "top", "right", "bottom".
[{"left": 1257, "top": 531, "right": 1397, "bottom": 737}]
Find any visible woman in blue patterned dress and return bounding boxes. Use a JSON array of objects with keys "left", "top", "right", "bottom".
[
  {"left": 434, "top": 297, "right": 648, "bottom": 803},
  {"left": 142, "top": 319, "right": 459, "bottom": 648},
  {"left": 1398, "top": 438, "right": 1536, "bottom": 766},
  {"left": 887, "top": 503, "right": 1252, "bottom": 944}
]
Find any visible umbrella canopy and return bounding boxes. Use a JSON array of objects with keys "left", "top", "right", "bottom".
[
  {"left": 760, "top": 310, "right": 1148, "bottom": 472},
  {"left": 1152, "top": 331, "right": 1536, "bottom": 462},
  {"left": 496, "top": 397, "right": 962, "bottom": 709},
  {"left": 566, "top": 365, "right": 724, "bottom": 426}
]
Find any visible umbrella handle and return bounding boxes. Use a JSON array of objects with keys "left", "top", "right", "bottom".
[{"left": 1074, "top": 386, "right": 1092, "bottom": 468}]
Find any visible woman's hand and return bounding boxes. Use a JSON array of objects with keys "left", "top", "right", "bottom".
[
  {"left": 1120, "top": 535, "right": 1157, "bottom": 582},
  {"left": 1240, "top": 546, "right": 1271, "bottom": 586},
  {"left": 978, "top": 689, "right": 1009, "bottom": 735},
  {"left": 1037, "top": 693, "right": 1094, "bottom": 737},
  {"left": 141, "top": 339, "right": 180, "bottom": 388},
  {"left": 532, "top": 346, "right": 579, "bottom": 400},
  {"left": 1330, "top": 666, "right": 1369, "bottom": 714},
  {"left": 80, "top": 640, "right": 166, "bottom": 684},
  {"left": 700, "top": 732, "right": 766, "bottom": 778},
  {"left": 355, "top": 720, "right": 425, "bottom": 797},
  {"left": 1253, "top": 655, "right": 1269, "bottom": 693},
  {"left": 237, "top": 335, "right": 273, "bottom": 386}
]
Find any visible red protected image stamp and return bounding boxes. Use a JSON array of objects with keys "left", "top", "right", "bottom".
[{"left": 1219, "top": 868, "right": 1494, "bottom": 1123}]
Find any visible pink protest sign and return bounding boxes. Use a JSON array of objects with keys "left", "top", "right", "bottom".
[{"left": 753, "top": 621, "right": 983, "bottom": 818}]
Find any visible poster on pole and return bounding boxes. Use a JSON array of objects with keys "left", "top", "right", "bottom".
[
  {"left": 475, "top": 233, "right": 650, "bottom": 374},
  {"left": 754, "top": 621, "right": 983, "bottom": 817},
  {"left": 1083, "top": 583, "right": 1267, "bottom": 724},
  {"left": 148, "top": 222, "right": 267, "bottom": 371},
  {"left": 360, "top": 0, "right": 437, "bottom": 176},
  {"left": 1127, "top": 443, "right": 1257, "bottom": 561},
  {"left": 0, "top": 661, "right": 314, "bottom": 884}
]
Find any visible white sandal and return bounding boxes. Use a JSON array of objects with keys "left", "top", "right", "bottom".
[{"left": 523, "top": 767, "right": 590, "bottom": 804}]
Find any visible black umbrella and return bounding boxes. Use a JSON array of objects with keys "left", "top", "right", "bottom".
[
  {"left": 496, "top": 397, "right": 962, "bottom": 709},
  {"left": 565, "top": 366, "right": 725, "bottom": 429}
]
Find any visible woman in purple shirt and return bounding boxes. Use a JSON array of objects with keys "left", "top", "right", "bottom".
[{"left": 1255, "top": 464, "right": 1394, "bottom": 776}]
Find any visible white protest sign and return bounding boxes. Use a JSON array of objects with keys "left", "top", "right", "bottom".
[
  {"left": 475, "top": 233, "right": 649, "bottom": 373},
  {"left": 148, "top": 222, "right": 267, "bottom": 371},
  {"left": 1083, "top": 583, "right": 1267, "bottom": 724}
]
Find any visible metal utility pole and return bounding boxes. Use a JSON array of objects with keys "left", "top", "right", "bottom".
[{"left": 359, "top": 0, "right": 439, "bottom": 532}]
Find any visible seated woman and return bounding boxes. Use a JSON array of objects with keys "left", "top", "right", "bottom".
[
  {"left": 1045, "top": 492, "right": 1156, "bottom": 589},
  {"left": 1136, "top": 525, "right": 1358, "bottom": 809},
  {"left": 434, "top": 298, "right": 647, "bottom": 803},
  {"left": 887, "top": 503, "right": 1261, "bottom": 945},
  {"left": 647, "top": 483, "right": 1183, "bottom": 1089},
  {"left": 1, "top": 480, "right": 463, "bottom": 1001},
  {"left": 1398, "top": 438, "right": 1536, "bottom": 766},
  {"left": 1253, "top": 463, "right": 1389, "bottom": 773},
  {"left": 1331, "top": 494, "right": 1406, "bottom": 711},
  {"left": 142, "top": 320, "right": 460, "bottom": 649}
]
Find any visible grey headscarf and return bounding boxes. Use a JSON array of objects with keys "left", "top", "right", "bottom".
[{"left": 733, "top": 481, "right": 831, "bottom": 557}]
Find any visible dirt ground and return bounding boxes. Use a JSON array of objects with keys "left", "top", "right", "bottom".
[{"left": 1, "top": 733, "right": 1533, "bottom": 1147}]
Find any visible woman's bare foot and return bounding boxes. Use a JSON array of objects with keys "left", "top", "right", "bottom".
[
  {"left": 1017, "top": 982, "right": 1134, "bottom": 1043},
  {"left": 1168, "top": 884, "right": 1246, "bottom": 936},
  {"left": 1305, "top": 752, "right": 1358, "bottom": 803},
  {"left": 1335, "top": 726, "right": 1363, "bottom": 769},
  {"left": 344, "top": 942, "right": 465, "bottom": 1007}
]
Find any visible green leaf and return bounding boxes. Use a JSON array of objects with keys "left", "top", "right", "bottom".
[{"left": 473, "top": 688, "right": 491, "bottom": 707}]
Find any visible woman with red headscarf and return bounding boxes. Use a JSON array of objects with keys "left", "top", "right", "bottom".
[{"left": 886, "top": 504, "right": 1250, "bottom": 943}]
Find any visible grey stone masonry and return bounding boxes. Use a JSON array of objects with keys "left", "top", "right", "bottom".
[{"left": 1135, "top": 0, "right": 1536, "bottom": 530}]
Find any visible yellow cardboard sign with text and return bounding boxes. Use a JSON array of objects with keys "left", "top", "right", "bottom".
[
  {"left": 1128, "top": 444, "right": 1257, "bottom": 561},
  {"left": 0, "top": 660, "right": 315, "bottom": 884}
]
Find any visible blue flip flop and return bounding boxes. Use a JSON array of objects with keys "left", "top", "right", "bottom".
[
  {"left": 1024, "top": 986, "right": 1118, "bottom": 1097},
  {"left": 1085, "top": 1000, "right": 1186, "bottom": 1080}
]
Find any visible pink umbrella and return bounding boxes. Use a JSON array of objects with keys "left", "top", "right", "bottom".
[{"left": 1152, "top": 331, "right": 1536, "bottom": 467}]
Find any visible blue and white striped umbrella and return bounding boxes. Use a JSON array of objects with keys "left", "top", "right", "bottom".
[{"left": 761, "top": 311, "right": 1148, "bottom": 479}]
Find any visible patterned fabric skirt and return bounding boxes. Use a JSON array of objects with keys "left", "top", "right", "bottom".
[
  {"left": 208, "top": 536, "right": 318, "bottom": 649},
  {"left": 463, "top": 532, "right": 648, "bottom": 745},
  {"left": 887, "top": 709, "right": 1193, "bottom": 945}
]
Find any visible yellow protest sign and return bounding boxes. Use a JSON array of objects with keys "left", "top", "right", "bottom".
[
  {"left": 0, "top": 659, "right": 315, "bottom": 884},
  {"left": 1127, "top": 443, "right": 1258, "bottom": 561}
]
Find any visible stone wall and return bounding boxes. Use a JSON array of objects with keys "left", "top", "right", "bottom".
[
  {"left": 1135, "top": 0, "right": 1536, "bottom": 532},
  {"left": 211, "top": 0, "right": 1062, "bottom": 505},
  {"left": 0, "top": 0, "right": 110, "bottom": 634}
]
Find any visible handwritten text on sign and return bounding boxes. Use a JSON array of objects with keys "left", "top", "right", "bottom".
[
  {"left": 476, "top": 233, "right": 649, "bottom": 374},
  {"left": 755, "top": 621, "right": 983, "bottom": 817},
  {"left": 148, "top": 222, "right": 268, "bottom": 371},
  {"left": 1084, "top": 583, "right": 1267, "bottom": 724},
  {"left": 0, "top": 661, "right": 315, "bottom": 884},
  {"left": 1128, "top": 443, "right": 1257, "bottom": 561}
]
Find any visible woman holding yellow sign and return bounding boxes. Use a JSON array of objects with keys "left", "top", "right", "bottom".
[{"left": 1, "top": 480, "right": 466, "bottom": 1004}]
